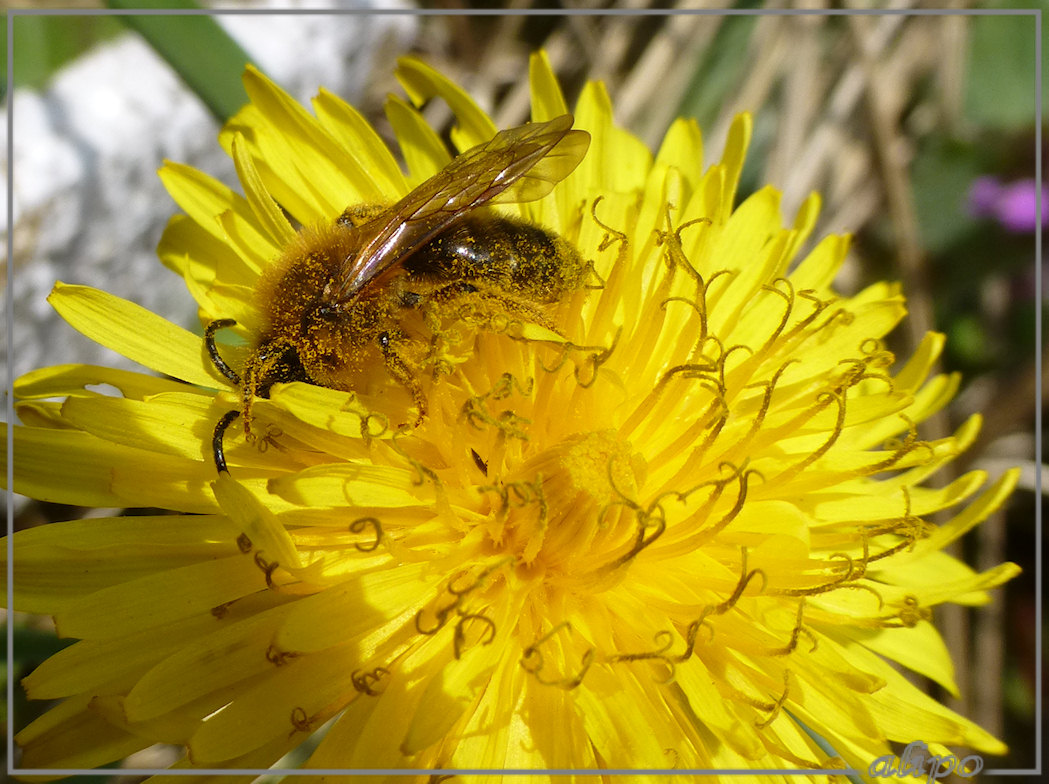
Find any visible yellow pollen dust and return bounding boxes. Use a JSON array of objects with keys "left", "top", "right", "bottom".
[{"left": 559, "top": 430, "right": 645, "bottom": 507}]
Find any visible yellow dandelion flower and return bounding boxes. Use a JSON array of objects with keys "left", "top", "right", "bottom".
[{"left": 5, "top": 53, "right": 1020, "bottom": 780}]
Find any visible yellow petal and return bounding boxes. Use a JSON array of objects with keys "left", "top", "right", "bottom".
[
  {"left": 396, "top": 55, "right": 498, "bottom": 152},
  {"left": 124, "top": 599, "right": 299, "bottom": 723},
  {"left": 158, "top": 162, "right": 272, "bottom": 278},
  {"left": 48, "top": 283, "right": 221, "bottom": 388},
  {"left": 3, "top": 423, "right": 211, "bottom": 511},
  {"left": 851, "top": 621, "right": 959, "bottom": 696},
  {"left": 230, "top": 133, "right": 296, "bottom": 249},
  {"left": 400, "top": 644, "right": 497, "bottom": 755},
  {"left": 528, "top": 50, "right": 570, "bottom": 120},
  {"left": 186, "top": 647, "right": 359, "bottom": 761},
  {"left": 313, "top": 86, "right": 408, "bottom": 199},
  {"left": 275, "top": 561, "right": 433, "bottom": 653},
  {"left": 14, "top": 362, "right": 191, "bottom": 402},
  {"left": 55, "top": 553, "right": 264, "bottom": 639},
  {"left": 384, "top": 94, "right": 451, "bottom": 184},
  {"left": 213, "top": 471, "right": 303, "bottom": 569},
  {"left": 16, "top": 693, "right": 149, "bottom": 773}
]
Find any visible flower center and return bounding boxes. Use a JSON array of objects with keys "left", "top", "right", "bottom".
[{"left": 495, "top": 430, "right": 647, "bottom": 575}]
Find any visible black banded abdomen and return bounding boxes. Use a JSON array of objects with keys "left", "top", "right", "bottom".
[{"left": 403, "top": 215, "right": 584, "bottom": 302}]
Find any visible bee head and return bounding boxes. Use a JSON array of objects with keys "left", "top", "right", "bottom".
[{"left": 244, "top": 338, "right": 307, "bottom": 400}]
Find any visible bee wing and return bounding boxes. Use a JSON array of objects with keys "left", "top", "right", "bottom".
[
  {"left": 326, "top": 114, "right": 590, "bottom": 304},
  {"left": 487, "top": 121, "right": 591, "bottom": 205}
]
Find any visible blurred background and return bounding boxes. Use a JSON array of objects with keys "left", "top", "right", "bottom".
[{"left": 2, "top": 0, "right": 1042, "bottom": 780}]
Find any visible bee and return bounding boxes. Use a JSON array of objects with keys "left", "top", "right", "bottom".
[{"left": 206, "top": 114, "right": 591, "bottom": 472}]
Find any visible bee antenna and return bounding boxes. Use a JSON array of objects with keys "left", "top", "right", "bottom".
[
  {"left": 205, "top": 319, "right": 242, "bottom": 386},
  {"left": 212, "top": 409, "right": 241, "bottom": 474}
]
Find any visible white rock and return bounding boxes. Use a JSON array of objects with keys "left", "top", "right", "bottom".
[{"left": 3, "top": 1, "right": 417, "bottom": 510}]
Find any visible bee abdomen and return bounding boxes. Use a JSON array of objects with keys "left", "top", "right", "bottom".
[{"left": 406, "top": 215, "right": 585, "bottom": 303}]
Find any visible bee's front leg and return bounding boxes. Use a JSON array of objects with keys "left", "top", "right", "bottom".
[{"left": 378, "top": 331, "right": 427, "bottom": 428}]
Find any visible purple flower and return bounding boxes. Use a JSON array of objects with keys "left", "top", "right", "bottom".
[{"left": 968, "top": 176, "right": 1049, "bottom": 233}]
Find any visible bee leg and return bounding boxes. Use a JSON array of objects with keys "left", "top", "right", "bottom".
[
  {"left": 431, "top": 282, "right": 560, "bottom": 335},
  {"left": 205, "top": 319, "right": 242, "bottom": 385},
  {"left": 336, "top": 204, "right": 386, "bottom": 228},
  {"left": 237, "top": 336, "right": 304, "bottom": 446},
  {"left": 212, "top": 409, "right": 241, "bottom": 474},
  {"left": 477, "top": 287, "right": 560, "bottom": 333},
  {"left": 378, "top": 331, "right": 427, "bottom": 427},
  {"left": 429, "top": 280, "right": 479, "bottom": 306}
]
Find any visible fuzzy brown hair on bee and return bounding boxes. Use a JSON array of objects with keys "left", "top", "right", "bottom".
[{"left": 206, "top": 114, "right": 591, "bottom": 473}]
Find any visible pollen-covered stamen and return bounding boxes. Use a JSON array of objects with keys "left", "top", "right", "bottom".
[
  {"left": 535, "top": 330, "right": 620, "bottom": 388},
  {"left": 520, "top": 621, "right": 595, "bottom": 689},
  {"left": 605, "top": 621, "right": 703, "bottom": 683},
  {"left": 461, "top": 372, "right": 533, "bottom": 440},
  {"left": 453, "top": 613, "right": 497, "bottom": 659},
  {"left": 351, "top": 667, "right": 390, "bottom": 696},
  {"left": 767, "top": 601, "right": 817, "bottom": 656},
  {"left": 890, "top": 595, "right": 932, "bottom": 628},
  {"left": 266, "top": 645, "right": 302, "bottom": 666},
  {"left": 349, "top": 516, "right": 383, "bottom": 551},
  {"left": 254, "top": 552, "right": 280, "bottom": 588},
  {"left": 290, "top": 706, "right": 313, "bottom": 733},
  {"left": 648, "top": 461, "right": 755, "bottom": 554},
  {"left": 415, "top": 560, "right": 510, "bottom": 638},
  {"left": 754, "top": 670, "right": 792, "bottom": 729},
  {"left": 655, "top": 205, "right": 714, "bottom": 286}
]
